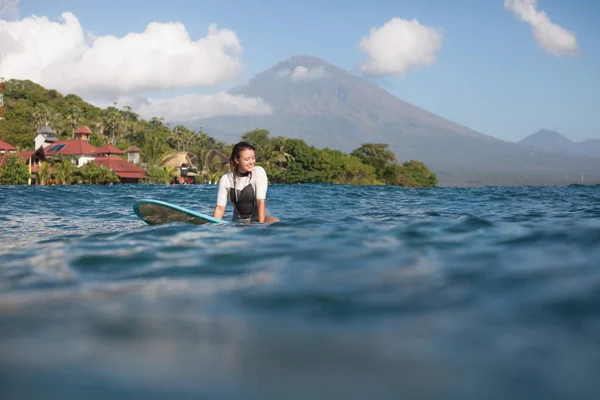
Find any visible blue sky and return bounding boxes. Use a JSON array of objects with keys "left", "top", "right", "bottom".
[{"left": 2, "top": 0, "right": 599, "bottom": 142}]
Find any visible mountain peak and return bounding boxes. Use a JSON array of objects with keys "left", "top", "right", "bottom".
[{"left": 520, "top": 129, "right": 573, "bottom": 146}]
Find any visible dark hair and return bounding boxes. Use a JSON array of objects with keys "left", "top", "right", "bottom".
[{"left": 229, "top": 141, "right": 256, "bottom": 176}]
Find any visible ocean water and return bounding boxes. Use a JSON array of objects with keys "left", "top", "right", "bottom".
[{"left": 1, "top": 183, "right": 599, "bottom": 399}]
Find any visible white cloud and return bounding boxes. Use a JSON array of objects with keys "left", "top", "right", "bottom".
[
  {"left": 0, "top": 0, "right": 19, "bottom": 17},
  {"left": 274, "top": 65, "right": 328, "bottom": 82},
  {"left": 0, "top": 12, "right": 245, "bottom": 97},
  {"left": 358, "top": 17, "right": 443, "bottom": 77},
  {"left": 504, "top": 0, "right": 580, "bottom": 57},
  {"left": 290, "top": 66, "right": 327, "bottom": 81},
  {"left": 103, "top": 92, "right": 273, "bottom": 123}
]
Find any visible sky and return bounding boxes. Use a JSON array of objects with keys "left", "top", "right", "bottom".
[{"left": 0, "top": 0, "right": 598, "bottom": 143}]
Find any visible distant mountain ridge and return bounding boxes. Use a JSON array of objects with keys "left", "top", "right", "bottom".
[
  {"left": 196, "top": 55, "right": 600, "bottom": 186},
  {"left": 519, "top": 129, "right": 600, "bottom": 158}
]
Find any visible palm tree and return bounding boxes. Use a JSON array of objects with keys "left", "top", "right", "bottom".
[
  {"left": 68, "top": 105, "right": 82, "bottom": 132},
  {"left": 182, "top": 129, "right": 198, "bottom": 152},
  {"left": 122, "top": 105, "right": 132, "bottom": 140},
  {"left": 273, "top": 136, "right": 295, "bottom": 168},
  {"left": 52, "top": 158, "right": 76, "bottom": 185},
  {"left": 33, "top": 104, "right": 52, "bottom": 130},
  {"left": 103, "top": 109, "right": 123, "bottom": 144},
  {"left": 37, "top": 162, "right": 50, "bottom": 186},
  {"left": 51, "top": 112, "right": 69, "bottom": 137},
  {"left": 170, "top": 125, "right": 187, "bottom": 150},
  {"left": 150, "top": 117, "right": 165, "bottom": 128}
]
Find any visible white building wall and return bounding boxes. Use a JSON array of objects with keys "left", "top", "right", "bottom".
[
  {"left": 77, "top": 156, "right": 96, "bottom": 167},
  {"left": 34, "top": 134, "right": 46, "bottom": 150},
  {"left": 128, "top": 152, "right": 140, "bottom": 164}
]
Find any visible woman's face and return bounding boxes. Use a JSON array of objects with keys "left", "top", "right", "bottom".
[{"left": 235, "top": 149, "right": 256, "bottom": 173}]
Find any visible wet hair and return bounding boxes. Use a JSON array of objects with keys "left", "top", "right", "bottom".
[{"left": 229, "top": 141, "right": 256, "bottom": 177}]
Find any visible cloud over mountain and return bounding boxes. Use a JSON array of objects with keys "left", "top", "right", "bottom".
[
  {"left": 358, "top": 17, "right": 444, "bottom": 77},
  {"left": 504, "top": 0, "right": 579, "bottom": 57},
  {"left": 107, "top": 93, "right": 273, "bottom": 123},
  {"left": 273, "top": 65, "right": 329, "bottom": 82}
]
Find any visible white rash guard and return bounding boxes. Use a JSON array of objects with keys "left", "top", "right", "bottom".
[{"left": 216, "top": 166, "right": 269, "bottom": 221}]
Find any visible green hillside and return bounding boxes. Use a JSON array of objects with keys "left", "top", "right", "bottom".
[{"left": 0, "top": 79, "right": 437, "bottom": 187}]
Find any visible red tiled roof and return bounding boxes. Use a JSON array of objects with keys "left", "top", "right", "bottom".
[
  {"left": 94, "top": 156, "right": 147, "bottom": 179},
  {"left": 20, "top": 147, "right": 46, "bottom": 162},
  {"left": 20, "top": 150, "right": 35, "bottom": 160},
  {"left": 44, "top": 139, "right": 100, "bottom": 156},
  {"left": 97, "top": 143, "right": 125, "bottom": 154},
  {"left": 74, "top": 126, "right": 92, "bottom": 134},
  {"left": 0, "top": 139, "right": 17, "bottom": 151},
  {"left": 126, "top": 146, "right": 141, "bottom": 152}
]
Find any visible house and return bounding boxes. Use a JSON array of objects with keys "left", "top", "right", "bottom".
[
  {"left": 97, "top": 143, "right": 125, "bottom": 157},
  {"left": 42, "top": 126, "right": 147, "bottom": 183},
  {"left": 44, "top": 139, "right": 100, "bottom": 167},
  {"left": 19, "top": 146, "right": 49, "bottom": 184},
  {"left": 34, "top": 125, "right": 58, "bottom": 150},
  {"left": 0, "top": 139, "right": 18, "bottom": 167},
  {"left": 73, "top": 126, "right": 92, "bottom": 141},
  {"left": 160, "top": 151, "right": 200, "bottom": 184},
  {"left": 2, "top": 125, "right": 149, "bottom": 184},
  {"left": 126, "top": 146, "right": 141, "bottom": 164},
  {"left": 0, "top": 138, "right": 17, "bottom": 154},
  {"left": 93, "top": 156, "right": 147, "bottom": 183}
]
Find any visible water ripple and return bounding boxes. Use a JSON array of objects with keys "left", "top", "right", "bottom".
[{"left": 1, "top": 184, "right": 600, "bottom": 399}]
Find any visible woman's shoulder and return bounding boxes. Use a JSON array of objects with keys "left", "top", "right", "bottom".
[
  {"left": 253, "top": 166, "right": 267, "bottom": 175},
  {"left": 219, "top": 171, "right": 233, "bottom": 185}
]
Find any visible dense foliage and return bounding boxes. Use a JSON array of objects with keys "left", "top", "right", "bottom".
[
  {"left": 0, "top": 153, "right": 30, "bottom": 185},
  {"left": 0, "top": 79, "right": 437, "bottom": 187}
]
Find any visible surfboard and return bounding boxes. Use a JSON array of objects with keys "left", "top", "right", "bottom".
[{"left": 133, "top": 199, "right": 229, "bottom": 226}]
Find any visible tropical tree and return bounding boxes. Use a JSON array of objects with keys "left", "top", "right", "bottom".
[
  {"left": 0, "top": 154, "right": 30, "bottom": 185},
  {"left": 79, "top": 162, "right": 120, "bottom": 184},
  {"left": 272, "top": 136, "right": 295, "bottom": 168},
  {"left": 350, "top": 143, "right": 399, "bottom": 176},
  {"left": 150, "top": 117, "right": 165, "bottom": 128},
  {"left": 143, "top": 134, "right": 171, "bottom": 168},
  {"left": 37, "top": 161, "right": 50, "bottom": 185},
  {"left": 32, "top": 104, "right": 52, "bottom": 130},
  {"left": 67, "top": 105, "right": 82, "bottom": 131},
  {"left": 169, "top": 125, "right": 187, "bottom": 151},
  {"left": 103, "top": 107, "right": 124, "bottom": 144},
  {"left": 146, "top": 167, "right": 171, "bottom": 184},
  {"left": 398, "top": 160, "right": 438, "bottom": 187},
  {"left": 51, "top": 156, "right": 77, "bottom": 185}
]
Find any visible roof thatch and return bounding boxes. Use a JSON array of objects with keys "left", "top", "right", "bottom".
[{"left": 160, "top": 151, "right": 194, "bottom": 168}]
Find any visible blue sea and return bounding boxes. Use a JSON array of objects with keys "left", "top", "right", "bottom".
[{"left": 1, "top": 183, "right": 599, "bottom": 399}]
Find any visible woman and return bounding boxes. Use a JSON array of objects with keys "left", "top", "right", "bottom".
[{"left": 212, "top": 141, "right": 279, "bottom": 223}]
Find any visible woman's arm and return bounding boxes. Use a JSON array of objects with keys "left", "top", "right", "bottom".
[
  {"left": 256, "top": 199, "right": 266, "bottom": 223},
  {"left": 254, "top": 167, "right": 268, "bottom": 223},
  {"left": 213, "top": 205, "right": 225, "bottom": 220},
  {"left": 213, "top": 173, "right": 229, "bottom": 220}
]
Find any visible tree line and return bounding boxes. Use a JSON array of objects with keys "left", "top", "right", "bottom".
[{"left": 0, "top": 79, "right": 437, "bottom": 187}]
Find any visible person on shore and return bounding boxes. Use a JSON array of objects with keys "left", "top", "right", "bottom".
[{"left": 212, "top": 141, "right": 279, "bottom": 223}]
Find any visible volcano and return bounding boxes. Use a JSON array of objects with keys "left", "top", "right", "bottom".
[{"left": 196, "top": 55, "right": 600, "bottom": 186}]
